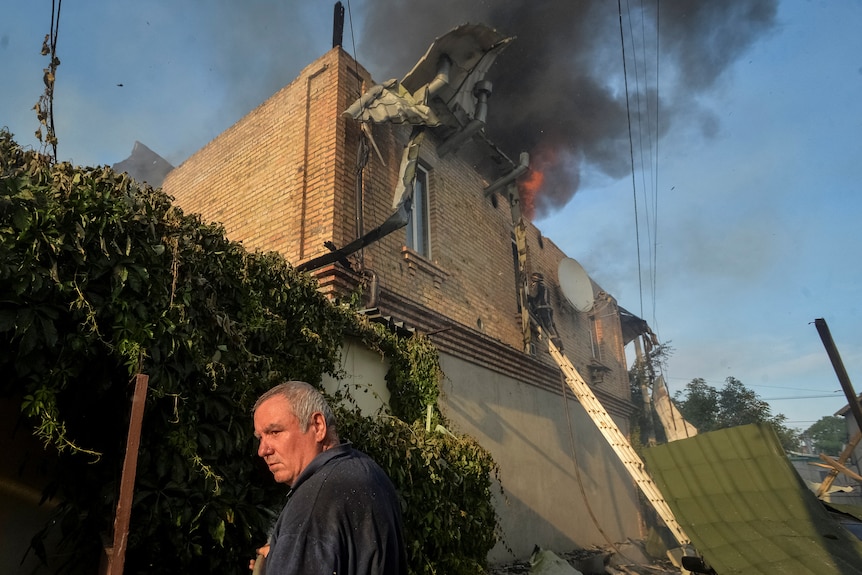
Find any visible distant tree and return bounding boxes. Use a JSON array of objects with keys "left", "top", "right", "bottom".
[
  {"left": 672, "top": 378, "right": 719, "bottom": 432},
  {"left": 804, "top": 416, "right": 847, "bottom": 456},
  {"left": 770, "top": 413, "right": 801, "bottom": 454},
  {"left": 674, "top": 376, "right": 800, "bottom": 451},
  {"left": 717, "top": 377, "right": 772, "bottom": 428}
]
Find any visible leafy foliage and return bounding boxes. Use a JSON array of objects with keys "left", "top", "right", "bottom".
[
  {"left": 0, "top": 131, "right": 499, "bottom": 574},
  {"left": 384, "top": 333, "right": 444, "bottom": 425},
  {"left": 673, "top": 379, "right": 719, "bottom": 431},
  {"left": 629, "top": 341, "right": 673, "bottom": 448},
  {"left": 803, "top": 415, "right": 847, "bottom": 456},
  {"left": 674, "top": 377, "right": 800, "bottom": 451},
  {"left": 338, "top": 411, "right": 501, "bottom": 575}
]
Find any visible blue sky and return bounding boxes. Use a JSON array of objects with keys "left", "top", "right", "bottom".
[
  {"left": 540, "top": 1, "right": 862, "bottom": 429},
  {"left": 2, "top": 1, "right": 860, "bottom": 430}
]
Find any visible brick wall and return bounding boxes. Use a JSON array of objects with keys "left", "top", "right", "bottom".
[
  {"left": 163, "top": 47, "right": 632, "bottom": 408},
  {"left": 164, "top": 48, "right": 365, "bottom": 262}
]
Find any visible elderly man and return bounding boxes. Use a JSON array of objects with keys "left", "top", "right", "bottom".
[{"left": 251, "top": 381, "right": 407, "bottom": 574}]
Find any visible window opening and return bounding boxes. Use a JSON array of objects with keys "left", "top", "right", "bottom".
[{"left": 406, "top": 165, "right": 430, "bottom": 257}]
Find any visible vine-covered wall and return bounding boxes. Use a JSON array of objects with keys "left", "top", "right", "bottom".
[{"left": 0, "top": 130, "right": 499, "bottom": 574}]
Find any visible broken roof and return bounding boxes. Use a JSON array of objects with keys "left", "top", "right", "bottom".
[
  {"left": 401, "top": 23, "right": 512, "bottom": 124},
  {"left": 644, "top": 423, "right": 862, "bottom": 574},
  {"left": 618, "top": 306, "right": 652, "bottom": 346},
  {"left": 835, "top": 393, "right": 862, "bottom": 417}
]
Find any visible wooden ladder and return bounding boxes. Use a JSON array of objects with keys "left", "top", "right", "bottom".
[{"left": 546, "top": 335, "right": 691, "bottom": 546}]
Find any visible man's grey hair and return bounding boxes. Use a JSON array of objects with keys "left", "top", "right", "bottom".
[{"left": 253, "top": 381, "right": 338, "bottom": 437}]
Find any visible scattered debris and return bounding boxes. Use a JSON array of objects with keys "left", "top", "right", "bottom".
[
  {"left": 529, "top": 547, "right": 583, "bottom": 575},
  {"left": 488, "top": 543, "right": 683, "bottom": 575}
]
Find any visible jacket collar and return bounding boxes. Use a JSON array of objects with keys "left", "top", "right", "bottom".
[{"left": 288, "top": 441, "right": 352, "bottom": 491}]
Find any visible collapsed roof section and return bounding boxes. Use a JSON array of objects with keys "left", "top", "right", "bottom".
[
  {"left": 645, "top": 423, "right": 862, "bottom": 574},
  {"left": 619, "top": 306, "right": 655, "bottom": 347},
  {"left": 302, "top": 25, "right": 513, "bottom": 273},
  {"left": 400, "top": 24, "right": 512, "bottom": 140},
  {"left": 343, "top": 79, "right": 442, "bottom": 127},
  {"left": 344, "top": 24, "right": 516, "bottom": 180}
]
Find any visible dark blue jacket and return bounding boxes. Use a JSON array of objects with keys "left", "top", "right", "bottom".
[{"left": 265, "top": 442, "right": 407, "bottom": 575}]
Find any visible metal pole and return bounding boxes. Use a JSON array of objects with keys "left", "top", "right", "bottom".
[
  {"left": 814, "top": 318, "right": 862, "bottom": 436},
  {"left": 332, "top": 2, "right": 345, "bottom": 48}
]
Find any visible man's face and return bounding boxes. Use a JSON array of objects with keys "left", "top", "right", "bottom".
[{"left": 253, "top": 395, "right": 323, "bottom": 485}]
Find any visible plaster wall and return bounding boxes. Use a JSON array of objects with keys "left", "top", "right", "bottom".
[
  {"left": 438, "top": 353, "right": 642, "bottom": 562},
  {"left": 321, "top": 337, "right": 391, "bottom": 417},
  {"left": 322, "top": 341, "right": 645, "bottom": 561}
]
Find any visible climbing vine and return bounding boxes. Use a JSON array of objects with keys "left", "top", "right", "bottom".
[{"left": 0, "top": 130, "right": 499, "bottom": 574}]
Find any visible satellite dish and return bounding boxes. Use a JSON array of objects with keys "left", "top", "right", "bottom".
[{"left": 558, "top": 258, "right": 595, "bottom": 312}]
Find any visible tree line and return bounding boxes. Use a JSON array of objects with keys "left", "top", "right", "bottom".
[{"left": 630, "top": 344, "right": 848, "bottom": 455}]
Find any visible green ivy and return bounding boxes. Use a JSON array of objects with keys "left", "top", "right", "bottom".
[
  {"left": 339, "top": 412, "right": 501, "bottom": 575},
  {"left": 0, "top": 130, "right": 499, "bottom": 574}
]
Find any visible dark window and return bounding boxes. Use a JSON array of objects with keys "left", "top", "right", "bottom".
[{"left": 406, "top": 166, "right": 430, "bottom": 257}]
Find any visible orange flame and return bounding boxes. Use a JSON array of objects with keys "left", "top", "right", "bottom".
[
  {"left": 519, "top": 168, "right": 543, "bottom": 220},
  {"left": 518, "top": 144, "right": 557, "bottom": 220}
]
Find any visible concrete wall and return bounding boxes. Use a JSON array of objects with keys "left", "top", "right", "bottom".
[
  {"left": 0, "top": 490, "right": 57, "bottom": 574},
  {"left": 322, "top": 342, "right": 644, "bottom": 562},
  {"left": 321, "top": 336, "right": 391, "bottom": 417},
  {"left": 0, "top": 398, "right": 59, "bottom": 574},
  {"left": 438, "top": 353, "right": 641, "bottom": 562}
]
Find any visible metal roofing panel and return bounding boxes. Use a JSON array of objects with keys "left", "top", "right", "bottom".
[
  {"left": 342, "top": 79, "right": 441, "bottom": 126},
  {"left": 644, "top": 423, "right": 862, "bottom": 574}
]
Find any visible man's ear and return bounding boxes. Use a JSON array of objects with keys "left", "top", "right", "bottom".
[{"left": 309, "top": 412, "right": 328, "bottom": 442}]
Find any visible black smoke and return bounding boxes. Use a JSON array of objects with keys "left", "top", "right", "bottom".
[{"left": 356, "top": 0, "right": 778, "bottom": 218}]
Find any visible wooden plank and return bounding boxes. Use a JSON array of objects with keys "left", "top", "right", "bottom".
[
  {"left": 816, "top": 431, "right": 862, "bottom": 498},
  {"left": 819, "top": 453, "right": 862, "bottom": 483},
  {"left": 101, "top": 374, "right": 149, "bottom": 575}
]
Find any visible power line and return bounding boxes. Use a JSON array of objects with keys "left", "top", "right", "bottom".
[
  {"left": 651, "top": 0, "right": 661, "bottom": 331},
  {"left": 618, "top": 0, "right": 644, "bottom": 317},
  {"left": 762, "top": 395, "right": 847, "bottom": 401},
  {"left": 619, "top": 0, "right": 663, "bottom": 337}
]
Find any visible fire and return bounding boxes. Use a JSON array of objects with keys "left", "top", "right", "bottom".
[
  {"left": 518, "top": 143, "right": 557, "bottom": 220},
  {"left": 518, "top": 168, "right": 541, "bottom": 220}
]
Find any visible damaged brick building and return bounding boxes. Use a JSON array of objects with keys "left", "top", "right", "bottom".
[{"left": 163, "top": 26, "right": 647, "bottom": 561}]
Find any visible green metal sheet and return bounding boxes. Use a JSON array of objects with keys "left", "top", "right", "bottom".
[{"left": 644, "top": 423, "right": 862, "bottom": 574}]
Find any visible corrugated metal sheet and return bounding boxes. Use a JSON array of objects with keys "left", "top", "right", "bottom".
[
  {"left": 644, "top": 423, "right": 862, "bottom": 574},
  {"left": 400, "top": 23, "right": 512, "bottom": 119},
  {"left": 342, "top": 79, "right": 440, "bottom": 126}
]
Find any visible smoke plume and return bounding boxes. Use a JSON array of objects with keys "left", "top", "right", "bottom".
[{"left": 357, "top": 0, "right": 778, "bottom": 218}]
